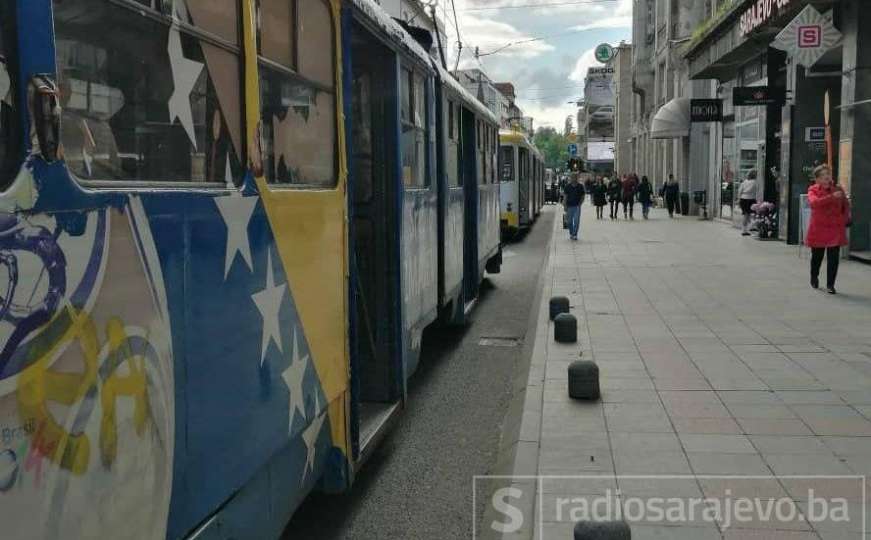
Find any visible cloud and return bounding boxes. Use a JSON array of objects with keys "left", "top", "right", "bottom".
[
  {"left": 569, "top": 47, "right": 600, "bottom": 82},
  {"left": 444, "top": 0, "right": 557, "bottom": 68}
]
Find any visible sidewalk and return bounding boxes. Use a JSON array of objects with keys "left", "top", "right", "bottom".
[{"left": 499, "top": 205, "right": 871, "bottom": 540}]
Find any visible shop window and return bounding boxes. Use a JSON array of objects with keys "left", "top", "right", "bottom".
[
  {"left": 53, "top": 0, "right": 243, "bottom": 184},
  {"left": 0, "top": 1, "right": 20, "bottom": 189},
  {"left": 400, "top": 67, "right": 426, "bottom": 188},
  {"left": 258, "top": 0, "right": 336, "bottom": 187}
]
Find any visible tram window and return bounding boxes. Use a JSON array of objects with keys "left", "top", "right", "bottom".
[
  {"left": 400, "top": 68, "right": 426, "bottom": 188},
  {"left": 259, "top": 0, "right": 336, "bottom": 187},
  {"left": 259, "top": 0, "right": 295, "bottom": 68},
  {"left": 500, "top": 147, "right": 513, "bottom": 182},
  {"left": 0, "top": 2, "right": 20, "bottom": 189},
  {"left": 480, "top": 125, "right": 487, "bottom": 185},
  {"left": 447, "top": 100, "right": 454, "bottom": 141},
  {"left": 53, "top": 0, "right": 243, "bottom": 184}
]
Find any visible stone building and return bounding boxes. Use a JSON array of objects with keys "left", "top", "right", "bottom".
[{"left": 685, "top": 0, "right": 871, "bottom": 258}]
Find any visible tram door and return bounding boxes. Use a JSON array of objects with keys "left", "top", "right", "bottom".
[
  {"left": 461, "top": 107, "right": 479, "bottom": 304},
  {"left": 349, "top": 27, "right": 401, "bottom": 455}
]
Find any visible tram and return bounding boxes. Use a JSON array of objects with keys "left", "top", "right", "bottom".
[
  {"left": 0, "top": 0, "right": 501, "bottom": 539},
  {"left": 499, "top": 129, "right": 543, "bottom": 237}
]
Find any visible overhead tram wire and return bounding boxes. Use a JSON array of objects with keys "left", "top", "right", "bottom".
[
  {"left": 475, "top": 25, "right": 599, "bottom": 58},
  {"left": 461, "top": 0, "right": 618, "bottom": 11},
  {"left": 450, "top": 0, "right": 463, "bottom": 71}
]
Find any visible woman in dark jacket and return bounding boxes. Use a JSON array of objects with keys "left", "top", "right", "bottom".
[
  {"left": 593, "top": 178, "right": 608, "bottom": 219},
  {"left": 637, "top": 176, "right": 653, "bottom": 219},
  {"left": 607, "top": 176, "right": 622, "bottom": 219}
]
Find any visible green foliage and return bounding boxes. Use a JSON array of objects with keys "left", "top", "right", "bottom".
[{"left": 533, "top": 127, "right": 572, "bottom": 170}]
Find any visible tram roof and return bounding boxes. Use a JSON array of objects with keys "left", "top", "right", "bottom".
[
  {"left": 500, "top": 129, "right": 542, "bottom": 157},
  {"left": 349, "top": 0, "right": 498, "bottom": 126}
]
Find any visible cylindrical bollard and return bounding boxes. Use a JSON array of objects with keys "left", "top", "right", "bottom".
[
  {"left": 574, "top": 520, "right": 630, "bottom": 540},
  {"left": 554, "top": 313, "right": 577, "bottom": 343},
  {"left": 549, "top": 296, "right": 570, "bottom": 320},
  {"left": 568, "top": 360, "right": 600, "bottom": 401}
]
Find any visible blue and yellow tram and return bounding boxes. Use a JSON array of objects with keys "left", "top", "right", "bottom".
[
  {"left": 0, "top": 0, "right": 501, "bottom": 538},
  {"left": 499, "top": 129, "right": 543, "bottom": 236}
]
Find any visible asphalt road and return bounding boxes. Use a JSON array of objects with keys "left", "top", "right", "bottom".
[{"left": 282, "top": 210, "right": 554, "bottom": 540}]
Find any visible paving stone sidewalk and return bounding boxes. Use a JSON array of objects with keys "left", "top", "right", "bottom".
[{"left": 496, "top": 205, "right": 871, "bottom": 540}]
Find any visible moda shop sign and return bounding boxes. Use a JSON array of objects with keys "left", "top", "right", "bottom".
[{"left": 739, "top": 0, "right": 793, "bottom": 37}]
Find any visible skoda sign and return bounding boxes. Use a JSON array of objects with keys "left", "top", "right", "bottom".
[{"left": 594, "top": 43, "right": 615, "bottom": 63}]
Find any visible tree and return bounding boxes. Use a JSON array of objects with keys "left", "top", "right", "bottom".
[{"left": 533, "top": 127, "right": 571, "bottom": 170}]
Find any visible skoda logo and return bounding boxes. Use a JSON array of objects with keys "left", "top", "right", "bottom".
[{"left": 595, "top": 44, "right": 614, "bottom": 63}]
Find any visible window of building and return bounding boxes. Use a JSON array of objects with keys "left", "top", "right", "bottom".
[
  {"left": 0, "top": 1, "right": 20, "bottom": 189},
  {"left": 53, "top": 0, "right": 243, "bottom": 184},
  {"left": 400, "top": 67, "right": 426, "bottom": 188},
  {"left": 258, "top": 0, "right": 336, "bottom": 187},
  {"left": 500, "top": 146, "right": 514, "bottom": 182}
]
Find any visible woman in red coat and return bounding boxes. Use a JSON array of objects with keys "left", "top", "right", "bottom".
[{"left": 806, "top": 165, "right": 850, "bottom": 294}]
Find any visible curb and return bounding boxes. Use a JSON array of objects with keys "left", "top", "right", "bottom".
[{"left": 479, "top": 208, "right": 559, "bottom": 540}]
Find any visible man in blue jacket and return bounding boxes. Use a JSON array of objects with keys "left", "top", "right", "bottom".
[{"left": 563, "top": 174, "right": 586, "bottom": 241}]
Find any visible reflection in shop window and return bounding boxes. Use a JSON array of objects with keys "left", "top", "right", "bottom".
[
  {"left": 52, "top": 0, "right": 242, "bottom": 184},
  {"left": 257, "top": 0, "right": 336, "bottom": 187},
  {"left": 0, "top": 1, "right": 20, "bottom": 188}
]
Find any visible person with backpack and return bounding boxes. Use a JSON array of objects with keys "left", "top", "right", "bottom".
[
  {"left": 607, "top": 176, "right": 622, "bottom": 219},
  {"left": 622, "top": 173, "right": 639, "bottom": 220}
]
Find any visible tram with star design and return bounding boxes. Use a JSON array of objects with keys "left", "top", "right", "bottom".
[{"left": 0, "top": 0, "right": 502, "bottom": 538}]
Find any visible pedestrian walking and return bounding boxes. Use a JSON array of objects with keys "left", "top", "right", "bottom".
[
  {"left": 638, "top": 176, "right": 653, "bottom": 219},
  {"left": 738, "top": 170, "right": 759, "bottom": 236},
  {"left": 607, "top": 176, "right": 622, "bottom": 219},
  {"left": 622, "top": 173, "right": 638, "bottom": 219},
  {"left": 661, "top": 175, "right": 680, "bottom": 218},
  {"left": 593, "top": 177, "right": 607, "bottom": 219},
  {"left": 563, "top": 174, "right": 586, "bottom": 241},
  {"left": 806, "top": 165, "right": 850, "bottom": 294}
]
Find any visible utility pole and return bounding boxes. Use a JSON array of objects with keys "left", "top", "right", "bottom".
[{"left": 430, "top": 4, "right": 448, "bottom": 70}]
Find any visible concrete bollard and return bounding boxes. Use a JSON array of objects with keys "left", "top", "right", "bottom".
[
  {"left": 549, "top": 296, "right": 570, "bottom": 320},
  {"left": 554, "top": 313, "right": 577, "bottom": 343},
  {"left": 574, "top": 520, "right": 631, "bottom": 540},
  {"left": 568, "top": 360, "right": 600, "bottom": 401}
]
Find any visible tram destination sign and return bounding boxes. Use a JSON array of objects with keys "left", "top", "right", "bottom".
[
  {"left": 690, "top": 99, "right": 723, "bottom": 122},
  {"left": 733, "top": 86, "right": 786, "bottom": 106}
]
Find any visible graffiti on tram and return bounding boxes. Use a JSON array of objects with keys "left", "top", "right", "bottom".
[{"left": 0, "top": 197, "right": 174, "bottom": 539}]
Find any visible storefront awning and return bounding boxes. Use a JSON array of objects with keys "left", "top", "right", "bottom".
[{"left": 650, "top": 98, "right": 690, "bottom": 139}]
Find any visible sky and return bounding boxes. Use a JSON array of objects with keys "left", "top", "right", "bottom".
[{"left": 438, "top": 0, "right": 632, "bottom": 132}]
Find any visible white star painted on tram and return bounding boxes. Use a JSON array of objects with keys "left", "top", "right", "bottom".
[
  {"left": 167, "top": 24, "right": 204, "bottom": 149},
  {"left": 301, "top": 412, "right": 326, "bottom": 486},
  {"left": 283, "top": 327, "right": 310, "bottom": 426},
  {"left": 251, "top": 250, "right": 287, "bottom": 366},
  {"left": 214, "top": 191, "right": 257, "bottom": 279}
]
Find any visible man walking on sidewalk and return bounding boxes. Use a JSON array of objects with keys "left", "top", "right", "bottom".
[{"left": 563, "top": 174, "right": 586, "bottom": 241}]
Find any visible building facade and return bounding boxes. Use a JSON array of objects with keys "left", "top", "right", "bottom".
[
  {"left": 630, "top": 0, "right": 707, "bottom": 200},
  {"left": 685, "top": 0, "right": 871, "bottom": 257},
  {"left": 613, "top": 43, "right": 634, "bottom": 175}
]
